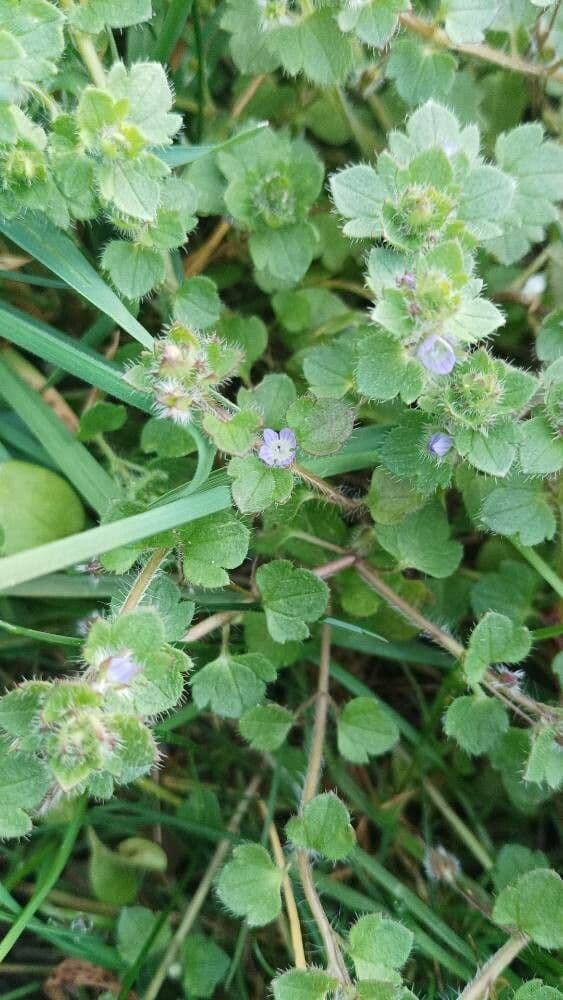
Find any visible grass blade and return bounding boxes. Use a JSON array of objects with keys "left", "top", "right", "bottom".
[
  {"left": 0, "top": 482, "right": 231, "bottom": 589},
  {"left": 0, "top": 357, "right": 119, "bottom": 513},
  {"left": 0, "top": 798, "right": 85, "bottom": 963},
  {"left": 0, "top": 301, "right": 153, "bottom": 411},
  {"left": 0, "top": 217, "right": 153, "bottom": 348},
  {"left": 156, "top": 120, "right": 268, "bottom": 166},
  {"left": 151, "top": 0, "right": 194, "bottom": 63}
]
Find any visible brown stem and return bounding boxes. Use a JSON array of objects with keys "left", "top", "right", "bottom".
[
  {"left": 296, "top": 625, "right": 351, "bottom": 985},
  {"left": 184, "top": 219, "right": 231, "bottom": 277},
  {"left": 400, "top": 11, "right": 563, "bottom": 83},
  {"left": 231, "top": 74, "right": 266, "bottom": 118},
  {"left": 182, "top": 609, "right": 243, "bottom": 642},
  {"left": 312, "top": 553, "right": 358, "bottom": 580},
  {"left": 356, "top": 559, "right": 464, "bottom": 659}
]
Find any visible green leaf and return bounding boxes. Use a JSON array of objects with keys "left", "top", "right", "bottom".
[
  {"left": 492, "top": 869, "right": 563, "bottom": 948},
  {"left": 0, "top": 747, "right": 49, "bottom": 838},
  {"left": 338, "top": 0, "right": 407, "bottom": 48},
  {"left": 78, "top": 401, "right": 127, "bottom": 441},
  {"left": 182, "top": 933, "right": 230, "bottom": 998},
  {"left": 488, "top": 123, "right": 563, "bottom": 264},
  {"left": 0, "top": 461, "right": 84, "bottom": 555},
  {"left": 216, "top": 843, "right": 283, "bottom": 926},
  {"left": 228, "top": 455, "right": 293, "bottom": 513},
  {"left": 73, "top": 0, "right": 152, "bottom": 32},
  {"left": 0, "top": 216, "right": 152, "bottom": 348},
  {"left": 443, "top": 0, "right": 499, "bottom": 43},
  {"left": 191, "top": 652, "right": 275, "bottom": 718},
  {"left": 141, "top": 417, "right": 197, "bottom": 458},
  {"left": 519, "top": 416, "right": 563, "bottom": 474},
  {"left": 480, "top": 479, "right": 556, "bottom": 546},
  {"left": 174, "top": 276, "right": 222, "bottom": 330},
  {"left": 387, "top": 38, "right": 456, "bottom": 106},
  {"left": 536, "top": 308, "right": 563, "bottom": 363},
  {"left": 471, "top": 560, "right": 538, "bottom": 623},
  {"left": 512, "top": 983, "right": 563, "bottom": 1000},
  {"left": 272, "top": 969, "right": 337, "bottom": 1000},
  {"left": 116, "top": 906, "right": 171, "bottom": 965},
  {"left": 337, "top": 698, "right": 400, "bottom": 764},
  {"left": 266, "top": 7, "right": 354, "bottom": 85},
  {"left": 524, "top": 726, "right": 563, "bottom": 790},
  {"left": 239, "top": 703, "right": 293, "bottom": 751},
  {"left": 303, "top": 341, "right": 355, "bottom": 399},
  {"left": 493, "top": 845, "right": 549, "bottom": 891},
  {"left": 455, "top": 421, "right": 518, "bottom": 477},
  {"left": 101, "top": 241, "right": 166, "bottom": 299},
  {"left": 202, "top": 410, "right": 260, "bottom": 456},
  {"left": 330, "top": 164, "right": 386, "bottom": 238},
  {"left": 376, "top": 501, "right": 463, "bottom": 579},
  {"left": 464, "top": 611, "right": 532, "bottom": 684},
  {"left": 238, "top": 373, "right": 297, "bottom": 429},
  {"left": 249, "top": 222, "right": 316, "bottom": 285},
  {"left": 286, "top": 396, "right": 355, "bottom": 456},
  {"left": 355, "top": 333, "right": 419, "bottom": 404},
  {"left": 181, "top": 510, "right": 249, "bottom": 588},
  {"left": 286, "top": 792, "right": 356, "bottom": 861},
  {"left": 0, "top": 359, "right": 119, "bottom": 514},
  {"left": 348, "top": 913, "right": 413, "bottom": 980},
  {"left": 256, "top": 560, "right": 329, "bottom": 643},
  {"left": 367, "top": 468, "right": 425, "bottom": 525},
  {"left": 444, "top": 694, "right": 509, "bottom": 755}
]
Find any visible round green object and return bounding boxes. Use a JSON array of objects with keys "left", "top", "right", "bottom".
[{"left": 0, "top": 460, "right": 85, "bottom": 555}]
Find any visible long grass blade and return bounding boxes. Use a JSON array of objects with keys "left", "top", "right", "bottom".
[
  {"left": 0, "top": 482, "right": 231, "bottom": 589},
  {"left": 0, "top": 217, "right": 153, "bottom": 348},
  {"left": 0, "top": 356, "right": 119, "bottom": 513}
]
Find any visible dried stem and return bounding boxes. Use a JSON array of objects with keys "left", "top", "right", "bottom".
[
  {"left": 143, "top": 774, "right": 261, "bottom": 1000},
  {"left": 184, "top": 219, "right": 231, "bottom": 277},
  {"left": 459, "top": 933, "right": 528, "bottom": 1000},
  {"left": 231, "top": 74, "right": 266, "bottom": 118},
  {"left": 259, "top": 802, "right": 307, "bottom": 970},
  {"left": 293, "top": 463, "right": 363, "bottom": 513},
  {"left": 296, "top": 625, "right": 351, "bottom": 985}
]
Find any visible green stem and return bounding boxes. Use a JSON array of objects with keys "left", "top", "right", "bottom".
[
  {"left": 511, "top": 541, "right": 563, "bottom": 600},
  {"left": 425, "top": 781, "right": 493, "bottom": 871},
  {"left": 0, "top": 798, "right": 85, "bottom": 963}
]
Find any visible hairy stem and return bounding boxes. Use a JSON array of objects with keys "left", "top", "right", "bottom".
[
  {"left": 120, "top": 548, "right": 169, "bottom": 614},
  {"left": 356, "top": 559, "right": 464, "bottom": 659},
  {"left": 459, "top": 933, "right": 528, "bottom": 1000}
]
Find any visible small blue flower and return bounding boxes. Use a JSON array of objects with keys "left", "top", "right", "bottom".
[
  {"left": 105, "top": 651, "right": 143, "bottom": 685},
  {"left": 417, "top": 335, "right": 456, "bottom": 375},
  {"left": 428, "top": 432, "right": 453, "bottom": 458},
  {"left": 259, "top": 427, "right": 297, "bottom": 468}
]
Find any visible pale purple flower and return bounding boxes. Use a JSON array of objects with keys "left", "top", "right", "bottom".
[
  {"left": 417, "top": 334, "right": 456, "bottom": 375},
  {"left": 104, "top": 651, "right": 143, "bottom": 685},
  {"left": 259, "top": 428, "right": 296, "bottom": 468},
  {"left": 428, "top": 432, "right": 453, "bottom": 458},
  {"left": 398, "top": 272, "right": 416, "bottom": 290}
]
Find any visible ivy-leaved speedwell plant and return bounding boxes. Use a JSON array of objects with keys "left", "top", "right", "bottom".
[{"left": 0, "top": 0, "right": 562, "bottom": 997}]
